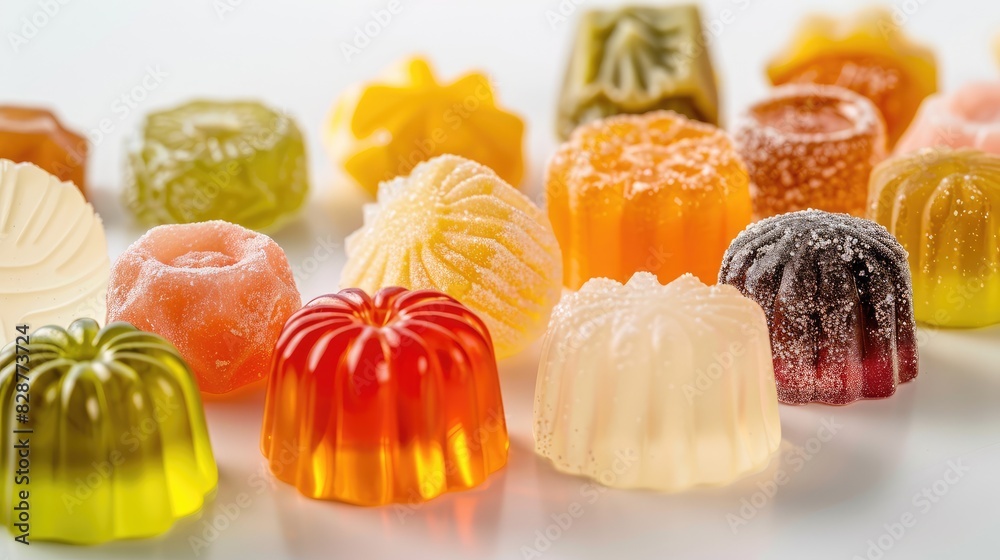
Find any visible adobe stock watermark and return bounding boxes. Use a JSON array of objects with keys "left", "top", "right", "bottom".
[
  {"left": 726, "top": 417, "right": 843, "bottom": 533},
  {"left": 7, "top": 0, "right": 73, "bottom": 53},
  {"left": 544, "top": 0, "right": 586, "bottom": 29},
  {"left": 852, "top": 459, "right": 970, "bottom": 560},
  {"left": 340, "top": 0, "right": 403, "bottom": 63},
  {"left": 290, "top": 233, "right": 341, "bottom": 285},
  {"left": 188, "top": 437, "right": 305, "bottom": 556},
  {"left": 877, "top": 0, "right": 931, "bottom": 39},
  {"left": 213, "top": 0, "right": 250, "bottom": 21},
  {"left": 519, "top": 449, "right": 639, "bottom": 559}
]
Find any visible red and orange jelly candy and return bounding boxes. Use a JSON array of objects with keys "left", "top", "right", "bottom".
[
  {"left": 261, "top": 287, "right": 509, "bottom": 506},
  {"left": 546, "top": 110, "right": 752, "bottom": 289},
  {"left": 0, "top": 106, "right": 87, "bottom": 196},
  {"left": 735, "top": 84, "right": 887, "bottom": 219}
]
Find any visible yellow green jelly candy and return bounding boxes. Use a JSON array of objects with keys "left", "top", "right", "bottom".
[
  {"left": 0, "top": 319, "right": 217, "bottom": 544},
  {"left": 125, "top": 100, "right": 309, "bottom": 232}
]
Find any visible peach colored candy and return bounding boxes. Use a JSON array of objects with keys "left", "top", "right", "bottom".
[
  {"left": 895, "top": 81, "right": 1000, "bottom": 155},
  {"left": 107, "top": 220, "right": 302, "bottom": 394}
]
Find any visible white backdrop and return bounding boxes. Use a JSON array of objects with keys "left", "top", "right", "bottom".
[{"left": 2, "top": 0, "right": 1000, "bottom": 559}]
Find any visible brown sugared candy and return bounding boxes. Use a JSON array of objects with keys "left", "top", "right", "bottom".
[
  {"left": 734, "top": 84, "right": 887, "bottom": 219},
  {"left": 0, "top": 106, "right": 87, "bottom": 196}
]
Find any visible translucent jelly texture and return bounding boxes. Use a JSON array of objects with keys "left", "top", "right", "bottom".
[
  {"left": 720, "top": 210, "right": 919, "bottom": 405},
  {"left": 895, "top": 81, "right": 1000, "bottom": 156},
  {"left": 125, "top": 100, "right": 309, "bottom": 232},
  {"left": 0, "top": 160, "right": 108, "bottom": 346},
  {"left": 0, "top": 106, "right": 87, "bottom": 196},
  {"left": 868, "top": 148, "right": 1000, "bottom": 327},
  {"left": 546, "top": 110, "right": 751, "bottom": 289},
  {"left": 107, "top": 220, "right": 302, "bottom": 393},
  {"left": 326, "top": 57, "right": 525, "bottom": 195},
  {"left": 0, "top": 319, "right": 217, "bottom": 544},
  {"left": 341, "top": 155, "right": 562, "bottom": 359},
  {"left": 556, "top": 5, "right": 719, "bottom": 139},
  {"left": 534, "top": 272, "right": 780, "bottom": 491},
  {"left": 735, "top": 84, "right": 887, "bottom": 218},
  {"left": 261, "top": 287, "right": 508, "bottom": 506},
  {"left": 767, "top": 8, "right": 938, "bottom": 146}
]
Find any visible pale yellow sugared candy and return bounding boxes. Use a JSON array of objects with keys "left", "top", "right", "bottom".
[
  {"left": 0, "top": 160, "right": 109, "bottom": 345},
  {"left": 533, "top": 272, "right": 780, "bottom": 492},
  {"left": 340, "top": 155, "right": 563, "bottom": 359}
]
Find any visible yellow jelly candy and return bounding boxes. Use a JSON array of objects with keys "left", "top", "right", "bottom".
[
  {"left": 0, "top": 319, "right": 217, "bottom": 544},
  {"left": 340, "top": 155, "right": 562, "bottom": 359},
  {"left": 868, "top": 148, "right": 1000, "bottom": 327},
  {"left": 767, "top": 8, "right": 938, "bottom": 147},
  {"left": 325, "top": 57, "right": 525, "bottom": 196}
]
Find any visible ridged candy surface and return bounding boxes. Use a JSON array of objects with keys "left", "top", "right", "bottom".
[
  {"left": 341, "top": 155, "right": 562, "bottom": 358},
  {"left": 261, "top": 287, "right": 508, "bottom": 506},
  {"left": 720, "top": 210, "right": 918, "bottom": 404},
  {"left": 0, "top": 160, "right": 109, "bottom": 346},
  {"left": 534, "top": 272, "right": 780, "bottom": 491},
  {"left": 0, "top": 319, "right": 217, "bottom": 544},
  {"left": 868, "top": 148, "right": 1000, "bottom": 327},
  {"left": 546, "top": 110, "right": 751, "bottom": 289}
]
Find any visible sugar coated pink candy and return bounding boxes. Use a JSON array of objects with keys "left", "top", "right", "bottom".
[
  {"left": 895, "top": 81, "right": 1000, "bottom": 155},
  {"left": 107, "top": 220, "right": 302, "bottom": 394}
]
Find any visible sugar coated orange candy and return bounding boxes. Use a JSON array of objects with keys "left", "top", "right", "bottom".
[
  {"left": 767, "top": 8, "right": 938, "bottom": 147},
  {"left": 735, "top": 84, "right": 887, "bottom": 219},
  {"left": 546, "top": 110, "right": 751, "bottom": 289},
  {"left": 0, "top": 106, "right": 87, "bottom": 196},
  {"left": 107, "top": 220, "right": 302, "bottom": 394}
]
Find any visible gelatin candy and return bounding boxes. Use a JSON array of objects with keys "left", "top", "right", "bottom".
[
  {"left": 868, "top": 148, "right": 1000, "bottom": 327},
  {"left": 534, "top": 272, "right": 780, "bottom": 491},
  {"left": 341, "top": 154, "right": 562, "bottom": 359},
  {"left": 0, "top": 319, "right": 217, "bottom": 544},
  {"left": 0, "top": 160, "right": 108, "bottom": 346},
  {"left": 326, "top": 57, "right": 525, "bottom": 196},
  {"left": 556, "top": 4, "right": 719, "bottom": 139},
  {"left": 107, "top": 220, "right": 302, "bottom": 393},
  {"left": 719, "top": 210, "right": 918, "bottom": 405},
  {"left": 546, "top": 110, "right": 751, "bottom": 289},
  {"left": 0, "top": 106, "right": 87, "bottom": 196},
  {"left": 767, "top": 8, "right": 938, "bottom": 146},
  {"left": 895, "top": 81, "right": 1000, "bottom": 156},
  {"left": 734, "top": 84, "right": 887, "bottom": 218},
  {"left": 125, "top": 100, "right": 309, "bottom": 232},
  {"left": 261, "top": 287, "right": 508, "bottom": 505}
]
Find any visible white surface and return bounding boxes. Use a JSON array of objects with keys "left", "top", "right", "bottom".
[{"left": 2, "top": 0, "right": 1000, "bottom": 558}]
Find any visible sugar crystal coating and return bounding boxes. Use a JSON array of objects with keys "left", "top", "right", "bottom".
[
  {"left": 895, "top": 81, "right": 1000, "bottom": 156},
  {"left": 868, "top": 148, "right": 1000, "bottom": 327},
  {"left": 107, "top": 220, "right": 302, "bottom": 393},
  {"left": 534, "top": 272, "right": 780, "bottom": 491},
  {"left": 719, "top": 210, "right": 918, "bottom": 405},
  {"left": 0, "top": 160, "right": 109, "bottom": 345},
  {"left": 125, "top": 100, "right": 309, "bottom": 232},
  {"left": 340, "top": 154, "right": 562, "bottom": 359},
  {"left": 261, "top": 287, "right": 508, "bottom": 505},
  {"left": 735, "top": 84, "right": 887, "bottom": 218},
  {"left": 0, "top": 106, "right": 87, "bottom": 196},
  {"left": 326, "top": 57, "right": 525, "bottom": 195},
  {"left": 0, "top": 319, "right": 217, "bottom": 544},
  {"left": 767, "top": 7, "right": 938, "bottom": 146},
  {"left": 556, "top": 5, "right": 720, "bottom": 139},
  {"left": 547, "top": 110, "right": 752, "bottom": 289}
]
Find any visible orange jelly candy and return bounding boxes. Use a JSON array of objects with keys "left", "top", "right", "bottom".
[
  {"left": 546, "top": 110, "right": 752, "bottom": 289},
  {"left": 0, "top": 106, "right": 87, "bottom": 196},
  {"left": 735, "top": 84, "right": 887, "bottom": 219},
  {"left": 766, "top": 8, "right": 938, "bottom": 147},
  {"left": 107, "top": 220, "right": 302, "bottom": 394},
  {"left": 261, "top": 287, "right": 508, "bottom": 506}
]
